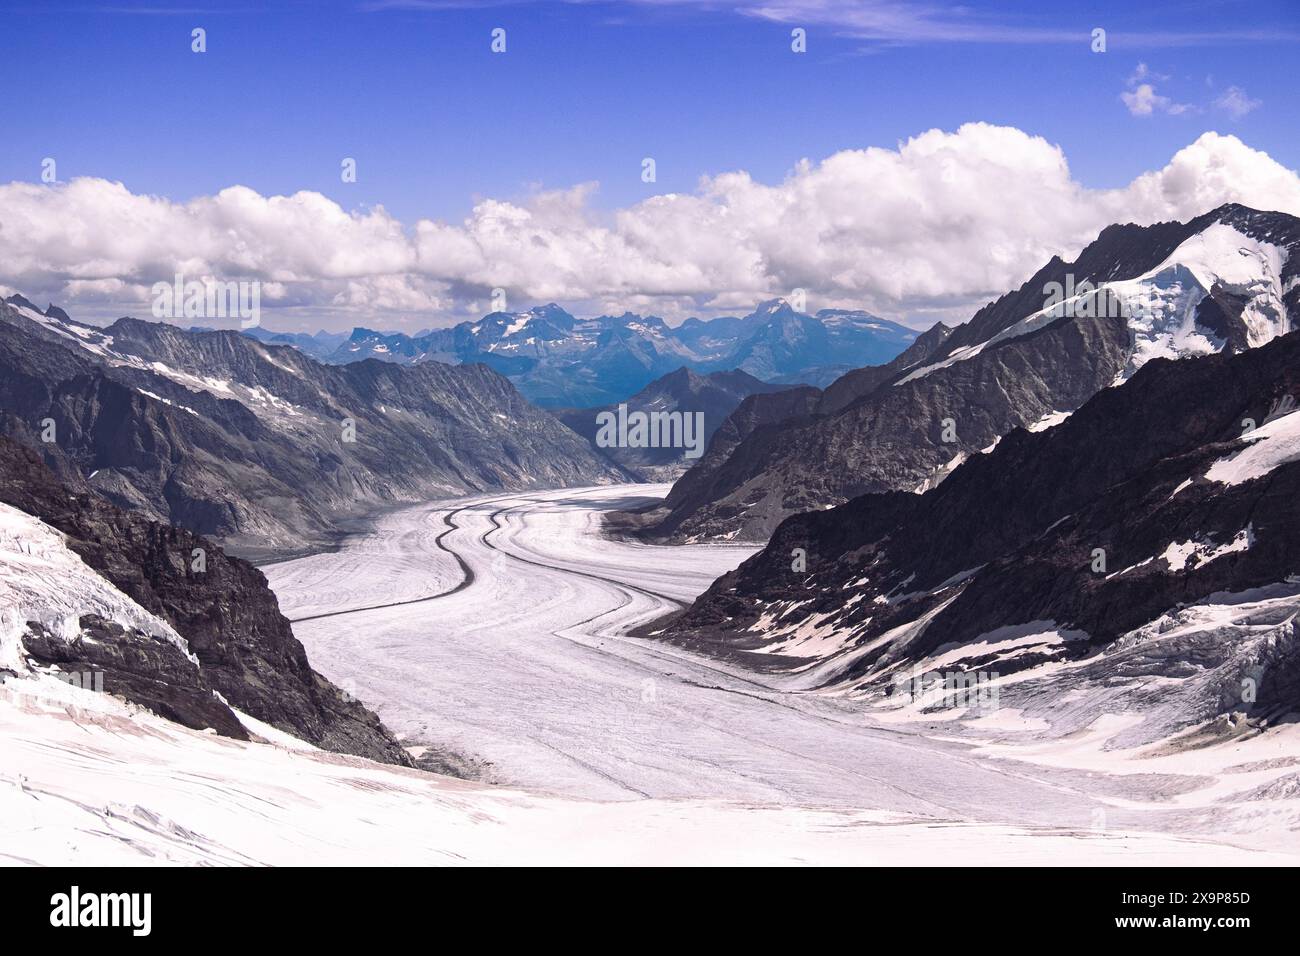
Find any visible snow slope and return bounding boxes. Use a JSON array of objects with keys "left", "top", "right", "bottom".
[
  {"left": 1206, "top": 405, "right": 1300, "bottom": 486},
  {"left": 5, "top": 486, "right": 1300, "bottom": 864},
  {"left": 0, "top": 502, "right": 194, "bottom": 670},
  {"left": 9, "top": 675, "right": 1289, "bottom": 865}
]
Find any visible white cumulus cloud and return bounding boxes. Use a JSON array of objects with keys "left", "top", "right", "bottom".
[
  {"left": 1121, "top": 64, "right": 1194, "bottom": 117},
  {"left": 0, "top": 126, "right": 1297, "bottom": 329}
]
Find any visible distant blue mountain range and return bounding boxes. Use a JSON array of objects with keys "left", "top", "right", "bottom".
[{"left": 244, "top": 298, "right": 918, "bottom": 408}]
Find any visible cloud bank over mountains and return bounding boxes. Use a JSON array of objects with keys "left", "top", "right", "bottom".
[{"left": 2, "top": 124, "right": 1298, "bottom": 330}]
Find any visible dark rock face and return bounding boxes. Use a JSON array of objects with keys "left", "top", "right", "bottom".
[
  {"left": 0, "top": 301, "right": 626, "bottom": 558},
  {"left": 285, "top": 300, "right": 918, "bottom": 409},
  {"left": 661, "top": 329, "right": 1300, "bottom": 737},
  {"left": 0, "top": 435, "right": 411, "bottom": 765},
  {"left": 641, "top": 310, "right": 1128, "bottom": 541},
  {"left": 816, "top": 320, "right": 954, "bottom": 416},
  {"left": 631, "top": 204, "right": 1300, "bottom": 543},
  {"left": 556, "top": 367, "right": 790, "bottom": 479},
  {"left": 606, "top": 383, "right": 824, "bottom": 538},
  {"left": 22, "top": 615, "right": 249, "bottom": 739}
]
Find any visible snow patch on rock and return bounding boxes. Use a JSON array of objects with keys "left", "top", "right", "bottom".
[{"left": 0, "top": 502, "right": 194, "bottom": 669}]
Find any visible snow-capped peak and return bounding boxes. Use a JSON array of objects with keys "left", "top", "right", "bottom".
[
  {"left": 1105, "top": 221, "right": 1291, "bottom": 372},
  {"left": 898, "top": 216, "right": 1294, "bottom": 386}
]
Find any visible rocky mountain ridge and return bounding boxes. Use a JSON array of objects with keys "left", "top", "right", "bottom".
[
  {"left": 0, "top": 298, "right": 627, "bottom": 558},
  {"left": 657, "top": 328, "right": 1300, "bottom": 745},
  {"left": 629, "top": 204, "right": 1300, "bottom": 543}
]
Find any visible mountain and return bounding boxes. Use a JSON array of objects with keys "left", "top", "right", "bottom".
[
  {"left": 722, "top": 300, "right": 912, "bottom": 382},
  {"left": 655, "top": 328, "right": 1300, "bottom": 745},
  {"left": 0, "top": 433, "right": 410, "bottom": 764},
  {"left": 0, "top": 298, "right": 626, "bottom": 559},
  {"left": 249, "top": 300, "right": 919, "bottom": 408},
  {"left": 243, "top": 326, "right": 349, "bottom": 360},
  {"left": 629, "top": 204, "right": 1300, "bottom": 542},
  {"left": 555, "top": 367, "right": 791, "bottom": 480},
  {"left": 614, "top": 316, "right": 957, "bottom": 540}
]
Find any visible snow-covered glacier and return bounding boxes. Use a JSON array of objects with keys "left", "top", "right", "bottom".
[{"left": 5, "top": 485, "right": 1300, "bottom": 864}]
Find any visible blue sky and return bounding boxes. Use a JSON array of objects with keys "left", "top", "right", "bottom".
[
  {"left": 3, "top": 0, "right": 1295, "bottom": 219},
  {"left": 1, "top": 0, "right": 1298, "bottom": 330}
]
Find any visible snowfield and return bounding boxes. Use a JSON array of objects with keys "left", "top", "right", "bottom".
[
  {"left": 1206, "top": 405, "right": 1300, "bottom": 487},
  {"left": 10, "top": 676, "right": 1291, "bottom": 865},
  {"left": 4, "top": 485, "right": 1300, "bottom": 864}
]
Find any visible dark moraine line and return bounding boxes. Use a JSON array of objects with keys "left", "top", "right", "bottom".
[
  {"left": 287, "top": 504, "right": 480, "bottom": 624},
  {"left": 480, "top": 506, "right": 684, "bottom": 608},
  {"left": 288, "top": 495, "right": 684, "bottom": 624}
]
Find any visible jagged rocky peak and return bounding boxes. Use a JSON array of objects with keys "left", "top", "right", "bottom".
[
  {"left": 629, "top": 204, "right": 1300, "bottom": 543},
  {"left": 528, "top": 302, "right": 577, "bottom": 329},
  {"left": 3, "top": 292, "right": 42, "bottom": 313},
  {"left": 754, "top": 297, "right": 794, "bottom": 315}
]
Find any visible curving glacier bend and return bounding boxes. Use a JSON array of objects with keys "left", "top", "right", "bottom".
[
  {"left": 260, "top": 485, "right": 1300, "bottom": 858},
  {"left": 274, "top": 484, "right": 1098, "bottom": 811},
  {"left": 6, "top": 483, "right": 1300, "bottom": 865}
]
